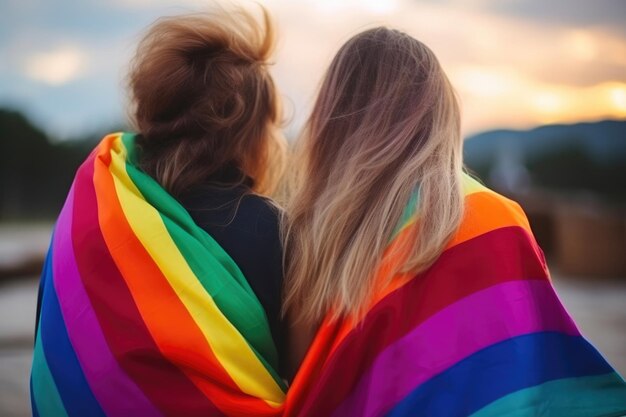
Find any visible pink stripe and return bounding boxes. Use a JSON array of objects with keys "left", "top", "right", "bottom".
[
  {"left": 331, "top": 279, "right": 580, "bottom": 417},
  {"left": 53, "top": 186, "right": 162, "bottom": 417}
]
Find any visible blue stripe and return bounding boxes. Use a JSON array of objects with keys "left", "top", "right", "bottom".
[
  {"left": 30, "top": 373, "right": 40, "bottom": 417},
  {"left": 30, "top": 249, "right": 68, "bottom": 417},
  {"left": 38, "top": 245, "right": 106, "bottom": 417},
  {"left": 31, "top": 245, "right": 48, "bottom": 417},
  {"left": 385, "top": 332, "right": 614, "bottom": 417}
]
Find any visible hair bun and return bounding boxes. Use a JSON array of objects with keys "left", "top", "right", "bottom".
[{"left": 127, "top": 4, "right": 284, "bottom": 197}]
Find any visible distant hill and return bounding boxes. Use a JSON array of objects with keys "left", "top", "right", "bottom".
[
  {"left": 464, "top": 120, "right": 626, "bottom": 166},
  {"left": 464, "top": 120, "right": 626, "bottom": 203}
]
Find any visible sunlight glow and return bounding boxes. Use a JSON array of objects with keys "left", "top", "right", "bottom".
[
  {"left": 24, "top": 47, "right": 86, "bottom": 86},
  {"left": 451, "top": 66, "right": 523, "bottom": 98},
  {"left": 565, "top": 30, "right": 597, "bottom": 61},
  {"left": 531, "top": 91, "right": 564, "bottom": 114},
  {"left": 362, "top": 0, "right": 398, "bottom": 15},
  {"left": 609, "top": 84, "right": 626, "bottom": 115},
  {"left": 312, "top": 0, "right": 347, "bottom": 14},
  {"left": 312, "top": 0, "right": 397, "bottom": 15}
]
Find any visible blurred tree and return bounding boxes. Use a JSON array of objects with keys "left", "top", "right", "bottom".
[
  {"left": 0, "top": 109, "right": 97, "bottom": 220},
  {"left": 527, "top": 141, "right": 626, "bottom": 202},
  {"left": 2, "top": 108, "right": 624, "bottom": 220},
  {"left": 0, "top": 109, "right": 51, "bottom": 219},
  {"left": 464, "top": 120, "right": 626, "bottom": 204}
]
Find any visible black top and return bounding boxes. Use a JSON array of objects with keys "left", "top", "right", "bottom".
[{"left": 179, "top": 170, "right": 285, "bottom": 371}]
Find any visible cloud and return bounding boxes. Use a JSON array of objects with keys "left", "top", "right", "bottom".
[
  {"left": 487, "top": 0, "right": 626, "bottom": 33},
  {"left": 418, "top": 0, "right": 626, "bottom": 34},
  {"left": 23, "top": 46, "right": 88, "bottom": 86}
]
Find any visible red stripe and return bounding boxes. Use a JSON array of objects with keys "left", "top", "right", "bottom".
[
  {"left": 72, "top": 150, "right": 223, "bottom": 417},
  {"left": 287, "top": 226, "right": 548, "bottom": 417}
]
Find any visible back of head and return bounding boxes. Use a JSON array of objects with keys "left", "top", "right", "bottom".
[
  {"left": 128, "top": 5, "right": 285, "bottom": 197},
  {"left": 284, "top": 27, "right": 464, "bottom": 323}
]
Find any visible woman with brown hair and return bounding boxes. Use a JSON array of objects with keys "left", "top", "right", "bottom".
[
  {"left": 130, "top": 7, "right": 287, "bottom": 361},
  {"left": 30, "top": 5, "right": 288, "bottom": 417},
  {"left": 281, "top": 27, "right": 626, "bottom": 416}
]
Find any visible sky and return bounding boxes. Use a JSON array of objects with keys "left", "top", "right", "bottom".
[{"left": 1, "top": 0, "right": 626, "bottom": 139}]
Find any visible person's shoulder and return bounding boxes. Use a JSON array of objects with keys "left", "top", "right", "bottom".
[
  {"left": 462, "top": 174, "right": 528, "bottom": 226},
  {"left": 455, "top": 174, "right": 535, "bottom": 251},
  {"left": 238, "top": 193, "right": 282, "bottom": 217},
  {"left": 236, "top": 193, "right": 283, "bottom": 235},
  {"left": 453, "top": 174, "right": 548, "bottom": 276}
]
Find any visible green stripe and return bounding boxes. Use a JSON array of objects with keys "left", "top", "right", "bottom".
[
  {"left": 120, "top": 133, "right": 285, "bottom": 390},
  {"left": 461, "top": 171, "right": 488, "bottom": 192},
  {"left": 390, "top": 189, "right": 419, "bottom": 240},
  {"left": 470, "top": 373, "right": 626, "bottom": 417},
  {"left": 31, "top": 327, "right": 69, "bottom": 417}
]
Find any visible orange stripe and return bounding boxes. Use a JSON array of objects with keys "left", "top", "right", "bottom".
[
  {"left": 448, "top": 190, "right": 531, "bottom": 248},
  {"left": 94, "top": 136, "right": 275, "bottom": 416}
]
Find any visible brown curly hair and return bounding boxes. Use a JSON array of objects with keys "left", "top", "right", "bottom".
[{"left": 127, "top": 5, "right": 285, "bottom": 198}]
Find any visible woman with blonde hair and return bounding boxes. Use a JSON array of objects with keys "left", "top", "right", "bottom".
[
  {"left": 30, "top": 5, "right": 288, "bottom": 417},
  {"left": 281, "top": 27, "right": 626, "bottom": 416}
]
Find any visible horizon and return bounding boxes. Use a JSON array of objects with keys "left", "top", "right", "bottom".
[{"left": 3, "top": 105, "right": 626, "bottom": 143}]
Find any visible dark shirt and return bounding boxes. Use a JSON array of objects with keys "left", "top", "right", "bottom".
[{"left": 179, "top": 172, "right": 285, "bottom": 371}]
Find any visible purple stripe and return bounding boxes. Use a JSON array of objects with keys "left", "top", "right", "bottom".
[
  {"left": 331, "top": 279, "right": 580, "bottom": 417},
  {"left": 52, "top": 186, "right": 162, "bottom": 417}
]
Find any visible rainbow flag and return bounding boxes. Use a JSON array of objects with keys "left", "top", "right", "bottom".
[
  {"left": 32, "top": 132, "right": 626, "bottom": 417},
  {"left": 30, "top": 133, "right": 286, "bottom": 417},
  {"left": 283, "top": 175, "right": 626, "bottom": 416}
]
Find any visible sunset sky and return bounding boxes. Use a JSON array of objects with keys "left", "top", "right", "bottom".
[{"left": 1, "top": 0, "right": 625, "bottom": 138}]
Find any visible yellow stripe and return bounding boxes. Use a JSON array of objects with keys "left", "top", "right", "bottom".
[
  {"left": 462, "top": 173, "right": 488, "bottom": 195},
  {"left": 108, "top": 136, "right": 284, "bottom": 405}
]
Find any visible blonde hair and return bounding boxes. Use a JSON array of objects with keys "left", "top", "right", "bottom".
[
  {"left": 283, "top": 28, "right": 464, "bottom": 324},
  {"left": 128, "top": 4, "right": 285, "bottom": 197}
]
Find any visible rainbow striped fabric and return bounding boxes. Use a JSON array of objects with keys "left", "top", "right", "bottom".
[
  {"left": 32, "top": 132, "right": 626, "bottom": 417},
  {"left": 282, "top": 174, "right": 626, "bottom": 416},
  {"left": 31, "top": 133, "right": 286, "bottom": 417}
]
